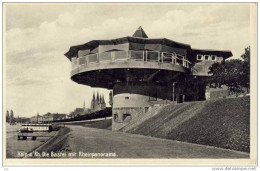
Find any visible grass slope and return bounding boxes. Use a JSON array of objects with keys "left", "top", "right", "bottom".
[
  {"left": 64, "top": 119, "right": 112, "bottom": 130},
  {"left": 126, "top": 96, "right": 250, "bottom": 152},
  {"left": 84, "top": 119, "right": 112, "bottom": 130}
]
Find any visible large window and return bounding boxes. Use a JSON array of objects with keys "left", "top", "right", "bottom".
[{"left": 130, "top": 51, "right": 144, "bottom": 61}]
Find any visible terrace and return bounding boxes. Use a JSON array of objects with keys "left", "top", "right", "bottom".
[{"left": 71, "top": 50, "right": 192, "bottom": 75}]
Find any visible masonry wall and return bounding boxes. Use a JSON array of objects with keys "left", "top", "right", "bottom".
[
  {"left": 112, "top": 107, "right": 145, "bottom": 131},
  {"left": 112, "top": 83, "right": 173, "bottom": 130}
]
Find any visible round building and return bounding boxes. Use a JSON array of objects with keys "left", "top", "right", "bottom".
[{"left": 65, "top": 26, "right": 232, "bottom": 130}]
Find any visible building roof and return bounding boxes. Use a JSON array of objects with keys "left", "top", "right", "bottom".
[
  {"left": 133, "top": 26, "right": 148, "bottom": 38},
  {"left": 191, "top": 48, "right": 233, "bottom": 60},
  {"left": 64, "top": 37, "right": 191, "bottom": 60},
  {"left": 64, "top": 27, "right": 232, "bottom": 60}
]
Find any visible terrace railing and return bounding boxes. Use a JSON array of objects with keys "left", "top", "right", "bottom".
[{"left": 71, "top": 50, "right": 192, "bottom": 73}]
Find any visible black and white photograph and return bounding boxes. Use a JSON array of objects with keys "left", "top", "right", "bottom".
[{"left": 3, "top": 2, "right": 257, "bottom": 166}]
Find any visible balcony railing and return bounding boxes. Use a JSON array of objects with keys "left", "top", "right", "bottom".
[{"left": 71, "top": 50, "right": 192, "bottom": 71}]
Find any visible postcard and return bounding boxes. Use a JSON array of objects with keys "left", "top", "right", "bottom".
[{"left": 3, "top": 2, "right": 257, "bottom": 166}]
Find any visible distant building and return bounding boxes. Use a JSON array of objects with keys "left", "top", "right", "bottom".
[
  {"left": 30, "top": 115, "right": 38, "bottom": 123},
  {"left": 91, "top": 91, "right": 106, "bottom": 112},
  {"left": 70, "top": 92, "right": 106, "bottom": 118},
  {"left": 14, "top": 116, "right": 30, "bottom": 123},
  {"left": 30, "top": 113, "right": 67, "bottom": 123}
]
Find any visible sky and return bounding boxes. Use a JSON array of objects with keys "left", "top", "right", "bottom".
[{"left": 4, "top": 3, "right": 251, "bottom": 117}]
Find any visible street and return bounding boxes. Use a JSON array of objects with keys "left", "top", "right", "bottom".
[{"left": 56, "top": 125, "right": 249, "bottom": 158}]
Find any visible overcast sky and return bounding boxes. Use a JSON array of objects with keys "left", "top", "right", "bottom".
[{"left": 4, "top": 3, "right": 251, "bottom": 117}]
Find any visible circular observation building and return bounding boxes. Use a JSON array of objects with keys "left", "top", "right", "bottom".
[{"left": 65, "top": 26, "right": 232, "bottom": 130}]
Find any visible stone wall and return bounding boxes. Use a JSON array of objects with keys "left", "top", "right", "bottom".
[
  {"left": 112, "top": 83, "right": 173, "bottom": 130},
  {"left": 112, "top": 107, "right": 145, "bottom": 131}
]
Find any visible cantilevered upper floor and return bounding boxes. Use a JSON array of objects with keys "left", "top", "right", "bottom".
[{"left": 64, "top": 26, "right": 233, "bottom": 78}]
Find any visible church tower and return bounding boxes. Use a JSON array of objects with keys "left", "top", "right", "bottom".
[
  {"left": 96, "top": 91, "right": 100, "bottom": 103},
  {"left": 95, "top": 91, "right": 101, "bottom": 110},
  {"left": 90, "top": 91, "right": 106, "bottom": 112},
  {"left": 101, "top": 94, "right": 106, "bottom": 109},
  {"left": 91, "top": 91, "right": 96, "bottom": 110}
]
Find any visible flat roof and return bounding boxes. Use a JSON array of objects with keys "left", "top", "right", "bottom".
[{"left": 191, "top": 48, "right": 233, "bottom": 59}]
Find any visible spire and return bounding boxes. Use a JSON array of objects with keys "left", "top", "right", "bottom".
[
  {"left": 92, "top": 91, "right": 95, "bottom": 101},
  {"left": 133, "top": 26, "right": 148, "bottom": 38},
  {"left": 102, "top": 94, "right": 105, "bottom": 104},
  {"left": 97, "top": 91, "right": 100, "bottom": 102}
]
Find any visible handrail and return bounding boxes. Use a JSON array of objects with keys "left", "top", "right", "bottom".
[{"left": 71, "top": 50, "right": 192, "bottom": 71}]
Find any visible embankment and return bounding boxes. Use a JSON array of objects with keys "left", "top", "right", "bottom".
[
  {"left": 122, "top": 96, "right": 250, "bottom": 152},
  {"left": 32, "top": 126, "right": 70, "bottom": 154},
  {"left": 62, "top": 119, "right": 112, "bottom": 130}
]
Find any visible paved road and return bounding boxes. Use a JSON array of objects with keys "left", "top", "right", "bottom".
[{"left": 56, "top": 125, "right": 249, "bottom": 158}]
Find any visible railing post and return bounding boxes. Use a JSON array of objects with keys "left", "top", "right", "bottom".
[
  {"left": 161, "top": 53, "right": 164, "bottom": 63},
  {"left": 112, "top": 52, "right": 115, "bottom": 62},
  {"left": 97, "top": 53, "right": 99, "bottom": 63},
  {"left": 183, "top": 56, "right": 185, "bottom": 67},
  {"left": 172, "top": 54, "right": 174, "bottom": 64},
  {"left": 158, "top": 51, "right": 160, "bottom": 62},
  {"left": 143, "top": 51, "right": 145, "bottom": 61},
  {"left": 86, "top": 55, "right": 88, "bottom": 65},
  {"left": 146, "top": 51, "right": 148, "bottom": 61}
]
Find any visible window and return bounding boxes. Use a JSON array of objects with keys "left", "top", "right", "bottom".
[
  {"left": 204, "top": 55, "right": 210, "bottom": 60},
  {"left": 125, "top": 97, "right": 129, "bottom": 100},
  {"left": 211, "top": 55, "right": 217, "bottom": 61},
  {"left": 145, "top": 107, "right": 149, "bottom": 113},
  {"left": 114, "top": 114, "right": 118, "bottom": 122},
  {"left": 197, "top": 54, "right": 203, "bottom": 60},
  {"left": 123, "top": 114, "right": 132, "bottom": 122}
]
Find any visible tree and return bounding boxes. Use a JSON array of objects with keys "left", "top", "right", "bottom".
[
  {"left": 10, "top": 110, "right": 14, "bottom": 123},
  {"left": 208, "top": 61, "right": 226, "bottom": 88},
  {"left": 222, "top": 59, "right": 245, "bottom": 94},
  {"left": 209, "top": 59, "right": 245, "bottom": 94},
  {"left": 6, "top": 110, "right": 9, "bottom": 123},
  {"left": 241, "top": 46, "right": 250, "bottom": 92},
  {"left": 241, "top": 46, "right": 250, "bottom": 63},
  {"left": 208, "top": 57, "right": 249, "bottom": 95},
  {"left": 208, "top": 46, "right": 250, "bottom": 94}
]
